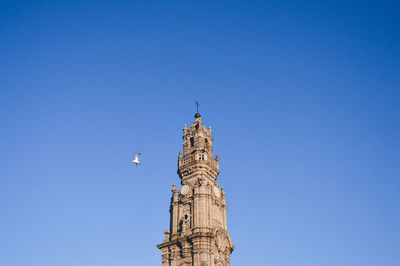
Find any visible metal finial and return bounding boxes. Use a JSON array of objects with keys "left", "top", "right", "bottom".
[{"left": 194, "top": 100, "right": 200, "bottom": 114}]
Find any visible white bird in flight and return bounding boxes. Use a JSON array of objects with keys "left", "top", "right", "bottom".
[{"left": 132, "top": 153, "right": 141, "bottom": 165}]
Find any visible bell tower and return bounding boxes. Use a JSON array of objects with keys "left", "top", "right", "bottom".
[{"left": 157, "top": 113, "right": 234, "bottom": 266}]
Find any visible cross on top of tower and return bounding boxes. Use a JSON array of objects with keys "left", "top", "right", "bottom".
[{"left": 194, "top": 100, "right": 201, "bottom": 118}]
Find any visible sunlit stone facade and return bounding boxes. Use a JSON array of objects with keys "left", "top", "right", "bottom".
[{"left": 157, "top": 113, "right": 234, "bottom": 266}]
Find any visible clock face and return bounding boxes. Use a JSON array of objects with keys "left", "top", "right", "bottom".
[
  {"left": 180, "top": 185, "right": 190, "bottom": 195},
  {"left": 213, "top": 186, "right": 221, "bottom": 197}
]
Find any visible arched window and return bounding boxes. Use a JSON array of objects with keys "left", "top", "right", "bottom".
[{"left": 190, "top": 137, "right": 194, "bottom": 147}]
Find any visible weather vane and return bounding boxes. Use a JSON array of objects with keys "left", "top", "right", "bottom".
[{"left": 194, "top": 100, "right": 200, "bottom": 114}]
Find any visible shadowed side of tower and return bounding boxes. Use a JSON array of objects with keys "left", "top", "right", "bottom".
[{"left": 157, "top": 113, "right": 234, "bottom": 266}]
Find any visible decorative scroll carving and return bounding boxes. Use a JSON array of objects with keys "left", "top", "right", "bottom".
[{"left": 213, "top": 227, "right": 235, "bottom": 256}]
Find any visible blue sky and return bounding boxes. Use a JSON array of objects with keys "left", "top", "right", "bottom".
[{"left": 0, "top": 1, "right": 399, "bottom": 265}]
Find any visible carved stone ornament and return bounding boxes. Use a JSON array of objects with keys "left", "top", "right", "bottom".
[
  {"left": 216, "top": 232, "right": 228, "bottom": 252},
  {"left": 180, "top": 184, "right": 190, "bottom": 195},
  {"left": 213, "top": 228, "right": 234, "bottom": 255},
  {"left": 213, "top": 186, "right": 221, "bottom": 197}
]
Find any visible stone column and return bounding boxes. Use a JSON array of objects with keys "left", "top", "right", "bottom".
[
  {"left": 198, "top": 185, "right": 207, "bottom": 229},
  {"left": 170, "top": 185, "right": 179, "bottom": 238},
  {"left": 221, "top": 188, "right": 227, "bottom": 230},
  {"left": 192, "top": 238, "right": 201, "bottom": 266},
  {"left": 170, "top": 245, "right": 178, "bottom": 266},
  {"left": 193, "top": 185, "right": 200, "bottom": 233},
  {"left": 160, "top": 247, "right": 170, "bottom": 266}
]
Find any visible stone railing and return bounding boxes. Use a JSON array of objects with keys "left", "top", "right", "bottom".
[
  {"left": 179, "top": 154, "right": 219, "bottom": 170},
  {"left": 179, "top": 154, "right": 196, "bottom": 167}
]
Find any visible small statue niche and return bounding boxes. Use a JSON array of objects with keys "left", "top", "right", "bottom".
[{"left": 179, "top": 214, "right": 190, "bottom": 236}]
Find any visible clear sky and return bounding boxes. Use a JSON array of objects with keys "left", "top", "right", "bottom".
[{"left": 1, "top": 1, "right": 399, "bottom": 266}]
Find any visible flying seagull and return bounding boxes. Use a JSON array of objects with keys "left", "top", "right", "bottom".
[{"left": 132, "top": 153, "right": 141, "bottom": 165}]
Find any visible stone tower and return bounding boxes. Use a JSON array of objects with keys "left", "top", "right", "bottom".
[{"left": 157, "top": 113, "right": 234, "bottom": 266}]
